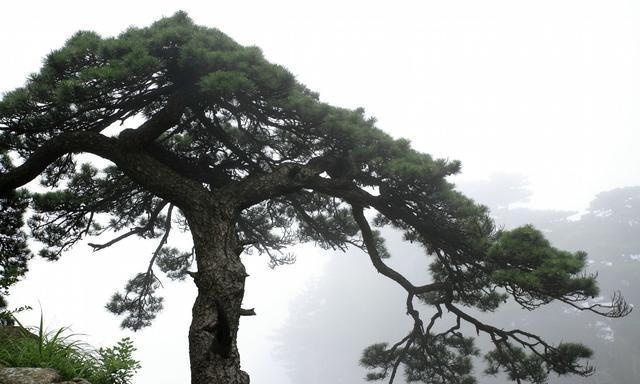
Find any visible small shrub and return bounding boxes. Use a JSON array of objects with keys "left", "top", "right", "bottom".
[
  {"left": 0, "top": 314, "right": 140, "bottom": 384},
  {"left": 89, "top": 338, "right": 141, "bottom": 384}
]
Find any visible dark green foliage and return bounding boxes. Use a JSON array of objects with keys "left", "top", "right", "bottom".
[
  {"left": 0, "top": 153, "right": 32, "bottom": 324},
  {"left": 488, "top": 225, "right": 598, "bottom": 309},
  {"left": 484, "top": 342, "right": 592, "bottom": 383},
  {"left": 155, "top": 246, "right": 193, "bottom": 280},
  {"left": 484, "top": 345, "right": 548, "bottom": 384},
  {"left": 361, "top": 334, "right": 479, "bottom": 384},
  {"left": 105, "top": 273, "right": 164, "bottom": 331},
  {"left": 0, "top": 190, "right": 30, "bottom": 287}
]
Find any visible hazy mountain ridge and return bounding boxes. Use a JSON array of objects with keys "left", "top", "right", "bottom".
[{"left": 274, "top": 179, "right": 640, "bottom": 383}]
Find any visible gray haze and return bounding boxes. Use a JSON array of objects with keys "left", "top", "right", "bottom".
[
  {"left": 274, "top": 177, "right": 640, "bottom": 383},
  {"left": 2, "top": 1, "right": 640, "bottom": 383}
]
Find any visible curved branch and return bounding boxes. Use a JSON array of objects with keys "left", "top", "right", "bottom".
[
  {"left": 145, "top": 144, "right": 231, "bottom": 187},
  {"left": 558, "top": 291, "right": 632, "bottom": 318},
  {"left": 351, "top": 204, "right": 445, "bottom": 295},
  {"left": 147, "top": 204, "right": 174, "bottom": 277},
  {"left": 116, "top": 96, "right": 184, "bottom": 145},
  {"left": 0, "top": 131, "right": 111, "bottom": 193},
  {"left": 0, "top": 132, "right": 210, "bottom": 210},
  {"left": 309, "top": 178, "right": 459, "bottom": 251},
  {"left": 1, "top": 98, "right": 187, "bottom": 193},
  {"left": 444, "top": 301, "right": 593, "bottom": 376},
  {"left": 226, "top": 156, "right": 334, "bottom": 209},
  {"left": 88, "top": 200, "right": 169, "bottom": 251}
]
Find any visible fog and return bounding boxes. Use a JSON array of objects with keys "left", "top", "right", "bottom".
[
  {"left": 2, "top": 1, "right": 640, "bottom": 383},
  {"left": 275, "top": 179, "right": 640, "bottom": 383}
]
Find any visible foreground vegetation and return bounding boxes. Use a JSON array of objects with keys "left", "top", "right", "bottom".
[{"left": 0, "top": 316, "right": 140, "bottom": 384}]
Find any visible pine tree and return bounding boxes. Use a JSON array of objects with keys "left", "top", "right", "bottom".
[
  {"left": 0, "top": 153, "right": 31, "bottom": 325},
  {"left": 0, "top": 13, "right": 630, "bottom": 383}
]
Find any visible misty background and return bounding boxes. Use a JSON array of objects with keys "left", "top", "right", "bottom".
[
  {"left": 276, "top": 177, "right": 640, "bottom": 383},
  {"left": 2, "top": 1, "right": 639, "bottom": 383}
]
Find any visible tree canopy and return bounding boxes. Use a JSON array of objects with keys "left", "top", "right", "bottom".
[{"left": 0, "top": 12, "right": 630, "bottom": 384}]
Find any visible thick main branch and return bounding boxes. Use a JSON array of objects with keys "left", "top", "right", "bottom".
[
  {"left": 0, "top": 131, "right": 116, "bottom": 193},
  {"left": 0, "top": 132, "right": 209, "bottom": 210},
  {"left": 226, "top": 157, "right": 334, "bottom": 209}
]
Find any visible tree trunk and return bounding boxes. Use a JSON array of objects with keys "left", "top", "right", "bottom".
[{"left": 185, "top": 205, "right": 250, "bottom": 384}]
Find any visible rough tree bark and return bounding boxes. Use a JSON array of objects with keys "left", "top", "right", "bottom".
[{"left": 184, "top": 203, "right": 250, "bottom": 384}]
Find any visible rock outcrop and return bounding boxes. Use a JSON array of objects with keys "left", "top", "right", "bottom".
[
  {"left": 0, "top": 367, "right": 92, "bottom": 384},
  {"left": 0, "top": 326, "right": 92, "bottom": 384},
  {"left": 0, "top": 326, "right": 37, "bottom": 341},
  {"left": 0, "top": 367, "right": 62, "bottom": 384}
]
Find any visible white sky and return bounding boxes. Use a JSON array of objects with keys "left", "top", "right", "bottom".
[{"left": 2, "top": 1, "right": 639, "bottom": 383}]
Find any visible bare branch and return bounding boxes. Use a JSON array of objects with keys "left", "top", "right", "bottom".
[
  {"left": 147, "top": 204, "right": 174, "bottom": 277},
  {"left": 559, "top": 291, "right": 632, "bottom": 318},
  {"left": 88, "top": 200, "right": 168, "bottom": 251},
  {"left": 351, "top": 204, "right": 445, "bottom": 295}
]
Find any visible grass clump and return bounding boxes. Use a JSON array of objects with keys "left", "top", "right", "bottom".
[{"left": 0, "top": 314, "right": 140, "bottom": 384}]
